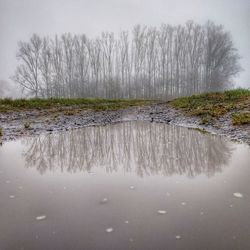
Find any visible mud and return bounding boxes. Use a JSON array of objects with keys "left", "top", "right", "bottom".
[{"left": 0, "top": 103, "right": 249, "bottom": 145}]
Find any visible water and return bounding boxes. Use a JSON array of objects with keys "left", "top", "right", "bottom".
[{"left": 0, "top": 121, "right": 249, "bottom": 250}]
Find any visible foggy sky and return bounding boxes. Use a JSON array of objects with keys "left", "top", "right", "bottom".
[{"left": 0, "top": 0, "right": 249, "bottom": 96}]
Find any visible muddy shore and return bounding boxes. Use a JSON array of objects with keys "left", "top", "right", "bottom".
[{"left": 0, "top": 103, "right": 249, "bottom": 145}]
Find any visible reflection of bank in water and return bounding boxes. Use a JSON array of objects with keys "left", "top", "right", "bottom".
[{"left": 23, "top": 121, "right": 233, "bottom": 177}]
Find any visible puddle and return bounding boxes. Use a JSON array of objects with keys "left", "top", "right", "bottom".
[{"left": 0, "top": 121, "right": 249, "bottom": 249}]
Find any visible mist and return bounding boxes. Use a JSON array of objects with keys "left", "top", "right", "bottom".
[{"left": 0, "top": 0, "right": 249, "bottom": 97}]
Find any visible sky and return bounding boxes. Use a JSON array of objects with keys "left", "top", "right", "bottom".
[{"left": 0, "top": 0, "right": 249, "bottom": 96}]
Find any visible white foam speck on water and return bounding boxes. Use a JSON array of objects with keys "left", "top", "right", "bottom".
[
  {"left": 233, "top": 192, "right": 243, "bottom": 198},
  {"left": 157, "top": 210, "right": 167, "bottom": 214},
  {"left": 181, "top": 202, "right": 186, "bottom": 206},
  {"left": 36, "top": 215, "right": 47, "bottom": 221},
  {"left": 130, "top": 186, "right": 135, "bottom": 190},
  {"left": 9, "top": 195, "right": 15, "bottom": 199},
  {"left": 175, "top": 235, "right": 181, "bottom": 239},
  {"left": 125, "top": 220, "right": 129, "bottom": 224},
  {"left": 229, "top": 204, "right": 233, "bottom": 208},
  {"left": 200, "top": 211, "right": 204, "bottom": 215},
  {"left": 63, "top": 186, "right": 67, "bottom": 190},
  {"left": 129, "top": 238, "right": 134, "bottom": 242},
  {"left": 105, "top": 228, "right": 113, "bottom": 233},
  {"left": 18, "top": 186, "right": 23, "bottom": 190}
]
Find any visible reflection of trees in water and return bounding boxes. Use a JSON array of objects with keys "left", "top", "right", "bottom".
[{"left": 23, "top": 122, "right": 233, "bottom": 177}]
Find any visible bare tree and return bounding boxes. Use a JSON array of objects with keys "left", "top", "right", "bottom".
[
  {"left": 12, "top": 21, "right": 241, "bottom": 99},
  {"left": 12, "top": 34, "right": 42, "bottom": 97}
]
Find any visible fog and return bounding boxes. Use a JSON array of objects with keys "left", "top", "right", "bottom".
[{"left": 0, "top": 0, "right": 249, "bottom": 97}]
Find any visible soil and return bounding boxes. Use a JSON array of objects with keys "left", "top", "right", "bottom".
[{"left": 0, "top": 103, "right": 249, "bottom": 145}]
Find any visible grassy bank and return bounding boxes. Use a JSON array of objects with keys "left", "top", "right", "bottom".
[
  {"left": 170, "top": 88, "right": 250, "bottom": 125},
  {"left": 0, "top": 98, "right": 154, "bottom": 112},
  {"left": 1, "top": 89, "right": 249, "bottom": 126}
]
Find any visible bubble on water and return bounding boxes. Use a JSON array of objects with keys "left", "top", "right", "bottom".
[
  {"left": 130, "top": 186, "right": 135, "bottom": 190},
  {"left": 157, "top": 210, "right": 167, "bottom": 215},
  {"left": 105, "top": 228, "right": 113, "bottom": 233},
  {"left": 175, "top": 235, "right": 181, "bottom": 239},
  {"left": 36, "top": 215, "right": 47, "bottom": 221},
  {"left": 233, "top": 192, "right": 243, "bottom": 198},
  {"left": 125, "top": 220, "right": 129, "bottom": 224},
  {"left": 181, "top": 202, "right": 186, "bottom": 206},
  {"left": 9, "top": 195, "right": 15, "bottom": 199}
]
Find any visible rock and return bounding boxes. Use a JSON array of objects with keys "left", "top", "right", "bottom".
[
  {"left": 233, "top": 192, "right": 243, "bottom": 198},
  {"left": 36, "top": 215, "right": 47, "bottom": 221},
  {"left": 100, "top": 198, "right": 108, "bottom": 204},
  {"left": 157, "top": 210, "right": 167, "bottom": 214},
  {"left": 105, "top": 228, "right": 113, "bottom": 233}
]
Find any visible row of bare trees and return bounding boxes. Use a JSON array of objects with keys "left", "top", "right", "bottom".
[{"left": 13, "top": 21, "right": 241, "bottom": 99}]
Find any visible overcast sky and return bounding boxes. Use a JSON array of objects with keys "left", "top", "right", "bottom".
[{"left": 0, "top": 0, "right": 249, "bottom": 96}]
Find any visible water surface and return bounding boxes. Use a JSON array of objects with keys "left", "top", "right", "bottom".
[{"left": 0, "top": 121, "right": 249, "bottom": 250}]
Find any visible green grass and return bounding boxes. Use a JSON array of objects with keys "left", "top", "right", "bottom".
[
  {"left": 0, "top": 98, "right": 154, "bottom": 112},
  {"left": 232, "top": 112, "right": 250, "bottom": 125},
  {"left": 170, "top": 88, "right": 250, "bottom": 125},
  {"left": 224, "top": 88, "right": 250, "bottom": 99},
  {"left": 1, "top": 89, "right": 249, "bottom": 126}
]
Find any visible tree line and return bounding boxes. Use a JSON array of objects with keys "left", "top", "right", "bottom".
[{"left": 12, "top": 21, "right": 241, "bottom": 99}]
